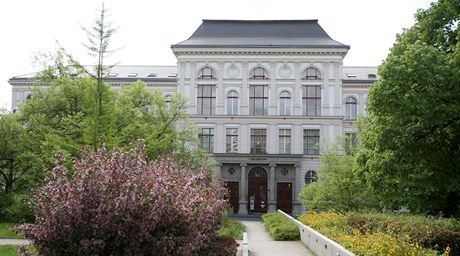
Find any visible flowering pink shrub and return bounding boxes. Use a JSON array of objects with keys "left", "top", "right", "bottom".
[{"left": 19, "top": 141, "right": 226, "bottom": 255}]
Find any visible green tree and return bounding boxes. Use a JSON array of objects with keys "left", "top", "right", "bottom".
[
  {"left": 299, "top": 132, "right": 377, "bottom": 212},
  {"left": 58, "top": 3, "right": 119, "bottom": 149},
  {"left": 357, "top": 0, "right": 460, "bottom": 216}
]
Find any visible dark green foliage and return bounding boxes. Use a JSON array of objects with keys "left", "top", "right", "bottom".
[
  {"left": 357, "top": 0, "right": 460, "bottom": 216},
  {"left": 0, "top": 194, "right": 34, "bottom": 223},
  {"left": 262, "top": 212, "right": 300, "bottom": 241}
]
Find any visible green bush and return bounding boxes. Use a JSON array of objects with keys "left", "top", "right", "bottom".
[
  {"left": 300, "top": 211, "right": 458, "bottom": 256},
  {"left": 347, "top": 213, "right": 460, "bottom": 255},
  {"left": 262, "top": 212, "right": 299, "bottom": 241}
]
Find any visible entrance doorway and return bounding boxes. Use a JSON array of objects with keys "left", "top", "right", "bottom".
[
  {"left": 224, "top": 182, "right": 239, "bottom": 214},
  {"left": 277, "top": 182, "right": 293, "bottom": 214},
  {"left": 248, "top": 167, "right": 268, "bottom": 213}
]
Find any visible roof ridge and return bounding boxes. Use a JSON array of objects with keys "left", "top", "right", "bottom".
[{"left": 202, "top": 19, "right": 319, "bottom": 23}]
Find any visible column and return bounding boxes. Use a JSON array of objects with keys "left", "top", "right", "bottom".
[
  {"left": 293, "top": 162, "right": 306, "bottom": 216},
  {"left": 293, "top": 62, "right": 301, "bottom": 115},
  {"left": 268, "top": 163, "right": 276, "bottom": 212},
  {"left": 238, "top": 163, "right": 248, "bottom": 215}
]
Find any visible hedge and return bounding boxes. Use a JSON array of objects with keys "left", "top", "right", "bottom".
[{"left": 262, "top": 212, "right": 299, "bottom": 241}]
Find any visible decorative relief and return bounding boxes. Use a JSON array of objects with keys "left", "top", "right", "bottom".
[
  {"left": 278, "top": 64, "right": 292, "bottom": 79},
  {"left": 281, "top": 168, "right": 289, "bottom": 176},
  {"left": 228, "top": 167, "right": 235, "bottom": 175},
  {"left": 226, "top": 63, "right": 240, "bottom": 78}
]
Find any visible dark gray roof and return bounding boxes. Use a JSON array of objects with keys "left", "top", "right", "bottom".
[{"left": 172, "top": 20, "right": 349, "bottom": 49}]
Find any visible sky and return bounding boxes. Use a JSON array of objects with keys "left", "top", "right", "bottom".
[{"left": 0, "top": 0, "right": 435, "bottom": 110}]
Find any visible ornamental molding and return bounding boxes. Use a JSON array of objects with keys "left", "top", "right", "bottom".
[
  {"left": 173, "top": 48, "right": 348, "bottom": 57},
  {"left": 342, "top": 83, "right": 371, "bottom": 88}
]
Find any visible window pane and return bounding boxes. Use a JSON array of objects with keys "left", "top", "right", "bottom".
[{"left": 304, "top": 129, "right": 320, "bottom": 155}]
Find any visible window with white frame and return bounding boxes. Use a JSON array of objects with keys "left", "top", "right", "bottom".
[
  {"left": 305, "top": 170, "right": 317, "bottom": 184},
  {"left": 278, "top": 129, "right": 291, "bottom": 154},
  {"left": 302, "top": 67, "right": 322, "bottom": 80},
  {"left": 226, "top": 128, "right": 238, "bottom": 153},
  {"left": 279, "top": 91, "right": 291, "bottom": 116},
  {"left": 303, "top": 129, "right": 320, "bottom": 155},
  {"left": 197, "top": 67, "right": 216, "bottom": 80},
  {"left": 249, "top": 67, "right": 269, "bottom": 80},
  {"left": 249, "top": 85, "right": 268, "bottom": 116},
  {"left": 197, "top": 85, "right": 216, "bottom": 115},
  {"left": 198, "top": 128, "right": 214, "bottom": 153},
  {"left": 302, "top": 85, "right": 321, "bottom": 116},
  {"left": 345, "top": 97, "right": 357, "bottom": 120},
  {"left": 250, "top": 129, "right": 267, "bottom": 154},
  {"left": 226, "top": 90, "right": 239, "bottom": 115}
]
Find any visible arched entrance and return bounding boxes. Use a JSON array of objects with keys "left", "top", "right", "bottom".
[{"left": 248, "top": 167, "right": 268, "bottom": 213}]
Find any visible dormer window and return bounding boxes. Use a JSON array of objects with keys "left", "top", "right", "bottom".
[
  {"left": 198, "top": 67, "right": 216, "bottom": 79},
  {"left": 302, "top": 67, "right": 321, "bottom": 80},
  {"left": 249, "top": 67, "right": 269, "bottom": 80}
]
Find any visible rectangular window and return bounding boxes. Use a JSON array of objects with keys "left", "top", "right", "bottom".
[
  {"left": 197, "top": 85, "right": 216, "bottom": 115},
  {"left": 279, "top": 129, "right": 291, "bottom": 154},
  {"left": 303, "top": 129, "right": 320, "bottom": 155},
  {"left": 249, "top": 85, "right": 268, "bottom": 115},
  {"left": 302, "top": 85, "right": 321, "bottom": 116},
  {"left": 344, "top": 132, "right": 357, "bottom": 155},
  {"left": 198, "top": 128, "right": 214, "bottom": 153},
  {"left": 250, "top": 129, "right": 267, "bottom": 154},
  {"left": 226, "top": 128, "right": 238, "bottom": 153}
]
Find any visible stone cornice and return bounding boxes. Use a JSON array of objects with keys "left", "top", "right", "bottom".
[{"left": 173, "top": 48, "right": 348, "bottom": 57}]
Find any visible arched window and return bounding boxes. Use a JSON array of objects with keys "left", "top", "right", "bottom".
[
  {"left": 345, "top": 97, "right": 357, "bottom": 120},
  {"left": 279, "top": 91, "right": 291, "bottom": 116},
  {"left": 197, "top": 67, "right": 216, "bottom": 79},
  {"left": 302, "top": 67, "right": 321, "bottom": 80},
  {"left": 227, "top": 90, "right": 239, "bottom": 115},
  {"left": 305, "top": 170, "right": 317, "bottom": 184},
  {"left": 249, "top": 167, "right": 267, "bottom": 177},
  {"left": 249, "top": 67, "right": 269, "bottom": 80}
]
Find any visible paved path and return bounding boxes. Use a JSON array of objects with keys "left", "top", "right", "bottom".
[
  {"left": 0, "top": 238, "right": 31, "bottom": 245},
  {"left": 239, "top": 219, "right": 314, "bottom": 256}
]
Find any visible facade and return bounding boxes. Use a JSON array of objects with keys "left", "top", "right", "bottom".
[{"left": 9, "top": 20, "right": 377, "bottom": 215}]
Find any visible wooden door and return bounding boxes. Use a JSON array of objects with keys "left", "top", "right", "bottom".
[
  {"left": 224, "top": 182, "right": 239, "bottom": 214},
  {"left": 248, "top": 167, "right": 268, "bottom": 213},
  {"left": 277, "top": 182, "right": 292, "bottom": 214}
]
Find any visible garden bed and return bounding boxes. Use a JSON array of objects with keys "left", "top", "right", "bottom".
[{"left": 299, "top": 212, "right": 459, "bottom": 256}]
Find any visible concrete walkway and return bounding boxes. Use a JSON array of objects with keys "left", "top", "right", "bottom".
[
  {"left": 0, "top": 238, "right": 31, "bottom": 245},
  {"left": 239, "top": 218, "right": 314, "bottom": 256}
]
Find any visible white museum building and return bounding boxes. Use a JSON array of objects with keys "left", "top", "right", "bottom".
[{"left": 9, "top": 20, "right": 377, "bottom": 215}]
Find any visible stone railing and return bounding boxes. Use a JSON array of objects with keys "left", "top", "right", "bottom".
[{"left": 278, "top": 210, "right": 355, "bottom": 256}]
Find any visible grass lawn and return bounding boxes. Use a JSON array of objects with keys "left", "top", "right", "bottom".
[
  {"left": 0, "top": 223, "right": 23, "bottom": 239},
  {"left": 0, "top": 245, "right": 20, "bottom": 256},
  {"left": 218, "top": 218, "right": 245, "bottom": 240}
]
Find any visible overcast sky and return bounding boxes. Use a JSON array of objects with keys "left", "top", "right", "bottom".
[{"left": 0, "top": 0, "right": 434, "bottom": 110}]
